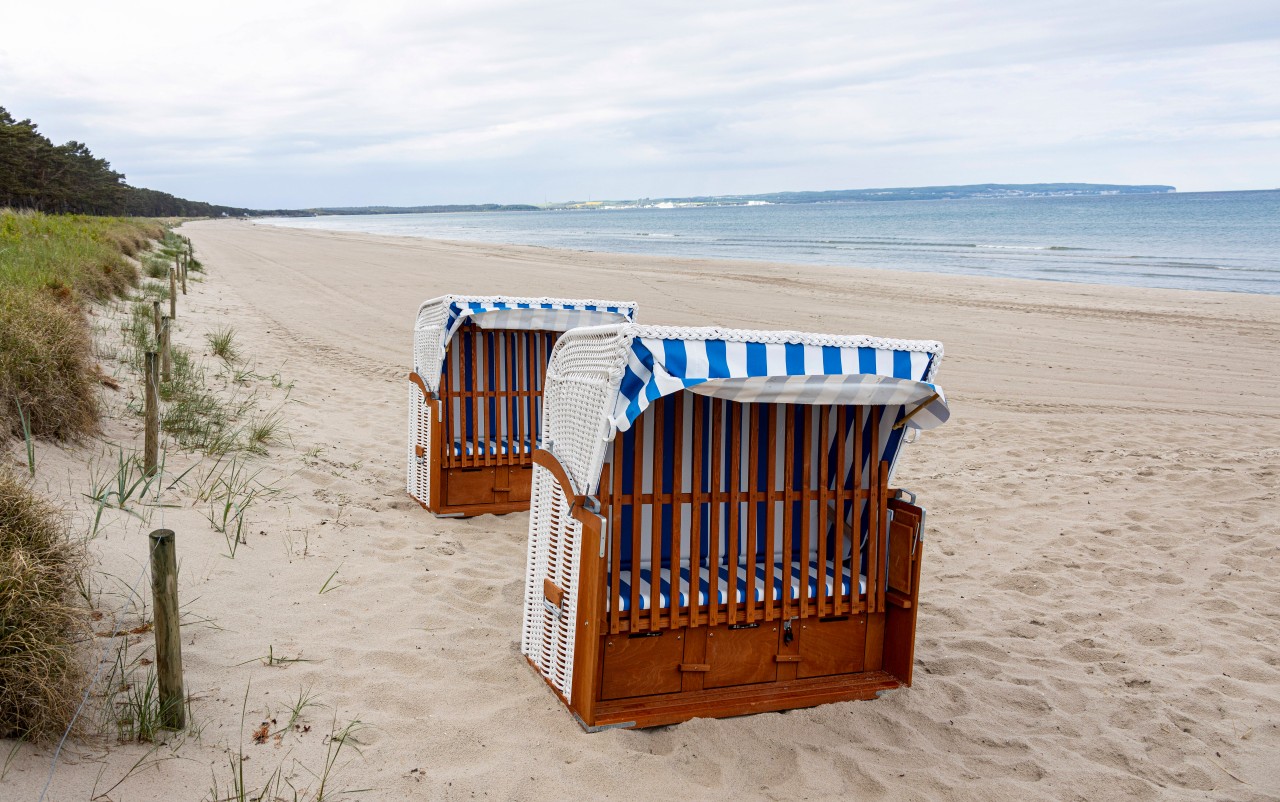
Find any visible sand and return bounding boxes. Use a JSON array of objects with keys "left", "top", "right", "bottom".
[{"left": 3, "top": 219, "right": 1278, "bottom": 801}]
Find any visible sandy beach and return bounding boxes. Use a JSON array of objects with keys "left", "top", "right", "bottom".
[{"left": 5, "top": 219, "right": 1278, "bottom": 801}]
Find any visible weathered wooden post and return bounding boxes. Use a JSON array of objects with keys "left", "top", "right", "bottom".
[
  {"left": 161, "top": 317, "right": 172, "bottom": 384},
  {"left": 149, "top": 529, "right": 185, "bottom": 730},
  {"left": 168, "top": 268, "right": 177, "bottom": 320},
  {"left": 152, "top": 300, "right": 162, "bottom": 344},
  {"left": 144, "top": 352, "right": 159, "bottom": 475},
  {"left": 180, "top": 257, "right": 187, "bottom": 295}
]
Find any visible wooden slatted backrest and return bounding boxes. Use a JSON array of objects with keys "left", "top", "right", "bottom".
[
  {"left": 438, "top": 323, "right": 560, "bottom": 469},
  {"left": 601, "top": 391, "right": 895, "bottom": 633}
]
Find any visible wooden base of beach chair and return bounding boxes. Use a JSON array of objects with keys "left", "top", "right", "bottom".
[
  {"left": 424, "top": 464, "right": 535, "bottom": 518},
  {"left": 542, "top": 592, "right": 922, "bottom": 730}
]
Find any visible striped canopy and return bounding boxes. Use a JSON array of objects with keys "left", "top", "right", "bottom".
[
  {"left": 611, "top": 329, "right": 948, "bottom": 434},
  {"left": 441, "top": 297, "right": 635, "bottom": 344},
  {"left": 414, "top": 295, "right": 637, "bottom": 392}
]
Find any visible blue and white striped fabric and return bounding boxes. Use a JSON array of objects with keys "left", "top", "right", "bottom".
[
  {"left": 616, "top": 560, "right": 867, "bottom": 612},
  {"left": 441, "top": 298, "right": 634, "bottom": 349},
  {"left": 611, "top": 334, "right": 948, "bottom": 433}
]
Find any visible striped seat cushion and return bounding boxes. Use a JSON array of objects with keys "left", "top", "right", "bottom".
[
  {"left": 613, "top": 559, "right": 865, "bottom": 613},
  {"left": 450, "top": 438, "right": 534, "bottom": 457}
]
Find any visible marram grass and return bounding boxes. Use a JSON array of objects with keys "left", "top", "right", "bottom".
[
  {"left": 0, "top": 468, "right": 87, "bottom": 740},
  {"left": 0, "top": 287, "right": 99, "bottom": 439},
  {"left": 0, "top": 209, "right": 163, "bottom": 440}
]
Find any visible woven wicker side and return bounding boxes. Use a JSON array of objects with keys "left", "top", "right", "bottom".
[
  {"left": 521, "top": 466, "right": 582, "bottom": 696},
  {"left": 414, "top": 299, "right": 451, "bottom": 392},
  {"left": 521, "top": 325, "right": 634, "bottom": 696},
  {"left": 406, "top": 383, "right": 418, "bottom": 498},
  {"left": 540, "top": 326, "right": 634, "bottom": 493}
]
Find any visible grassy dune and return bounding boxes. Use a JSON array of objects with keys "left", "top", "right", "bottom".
[
  {"left": 0, "top": 210, "right": 164, "bottom": 439},
  {"left": 1, "top": 210, "right": 163, "bottom": 741}
]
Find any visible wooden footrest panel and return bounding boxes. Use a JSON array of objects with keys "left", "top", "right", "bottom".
[{"left": 591, "top": 671, "right": 901, "bottom": 729}]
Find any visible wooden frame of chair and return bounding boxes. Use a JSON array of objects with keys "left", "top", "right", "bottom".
[
  {"left": 531, "top": 393, "right": 928, "bottom": 729},
  {"left": 408, "top": 322, "right": 561, "bottom": 517}
]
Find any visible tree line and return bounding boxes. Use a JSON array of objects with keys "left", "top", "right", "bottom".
[{"left": 0, "top": 106, "right": 299, "bottom": 217}]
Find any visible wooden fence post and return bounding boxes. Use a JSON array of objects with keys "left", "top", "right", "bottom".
[
  {"left": 149, "top": 529, "right": 185, "bottom": 730},
  {"left": 144, "top": 352, "right": 159, "bottom": 475},
  {"left": 169, "top": 268, "right": 177, "bottom": 320},
  {"left": 152, "top": 300, "right": 162, "bottom": 344},
  {"left": 181, "top": 259, "right": 187, "bottom": 295},
  {"left": 161, "top": 317, "right": 172, "bottom": 384}
]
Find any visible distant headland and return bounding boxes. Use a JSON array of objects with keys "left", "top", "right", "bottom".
[{"left": 290, "top": 183, "right": 1176, "bottom": 217}]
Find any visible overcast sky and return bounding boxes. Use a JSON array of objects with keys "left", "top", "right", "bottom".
[{"left": 4, "top": 1, "right": 1278, "bottom": 208}]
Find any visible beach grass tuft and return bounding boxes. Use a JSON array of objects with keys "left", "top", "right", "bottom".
[
  {"left": 0, "top": 286, "right": 100, "bottom": 440},
  {"left": 0, "top": 469, "right": 88, "bottom": 740},
  {"left": 207, "top": 326, "right": 239, "bottom": 363}
]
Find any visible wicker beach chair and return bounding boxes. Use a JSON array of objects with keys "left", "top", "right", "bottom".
[
  {"left": 521, "top": 324, "right": 950, "bottom": 729},
  {"left": 407, "top": 295, "right": 638, "bottom": 517}
]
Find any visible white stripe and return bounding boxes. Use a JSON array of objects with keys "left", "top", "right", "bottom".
[{"left": 764, "top": 342, "right": 787, "bottom": 375}]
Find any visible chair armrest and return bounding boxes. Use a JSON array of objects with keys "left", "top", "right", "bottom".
[{"left": 532, "top": 448, "right": 588, "bottom": 511}]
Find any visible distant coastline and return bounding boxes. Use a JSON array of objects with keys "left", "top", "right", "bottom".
[{"left": 286, "top": 182, "right": 1176, "bottom": 217}]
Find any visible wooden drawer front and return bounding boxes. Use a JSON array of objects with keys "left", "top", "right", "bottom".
[
  {"left": 445, "top": 468, "right": 497, "bottom": 506},
  {"left": 797, "top": 615, "right": 867, "bottom": 679},
  {"left": 508, "top": 465, "right": 534, "bottom": 500},
  {"left": 705, "top": 624, "right": 780, "bottom": 689},
  {"left": 601, "top": 632, "right": 684, "bottom": 700}
]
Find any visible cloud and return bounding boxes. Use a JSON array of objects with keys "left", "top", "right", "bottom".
[{"left": 2, "top": 0, "right": 1277, "bottom": 206}]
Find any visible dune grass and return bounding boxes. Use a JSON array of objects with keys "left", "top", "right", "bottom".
[
  {"left": 0, "top": 286, "right": 99, "bottom": 439},
  {"left": 0, "top": 210, "right": 165, "bottom": 440},
  {"left": 0, "top": 210, "right": 161, "bottom": 301},
  {"left": 207, "top": 326, "right": 238, "bottom": 362},
  {"left": 0, "top": 469, "right": 87, "bottom": 740}
]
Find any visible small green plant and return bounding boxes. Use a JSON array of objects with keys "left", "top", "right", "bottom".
[
  {"left": 199, "top": 455, "right": 283, "bottom": 558},
  {"left": 235, "top": 645, "right": 311, "bottom": 668},
  {"left": 84, "top": 447, "right": 169, "bottom": 534},
  {"left": 207, "top": 327, "right": 238, "bottom": 363},
  {"left": 318, "top": 566, "right": 343, "bottom": 595},
  {"left": 113, "top": 667, "right": 162, "bottom": 743},
  {"left": 245, "top": 411, "right": 285, "bottom": 455},
  {"left": 277, "top": 685, "right": 321, "bottom": 735}
]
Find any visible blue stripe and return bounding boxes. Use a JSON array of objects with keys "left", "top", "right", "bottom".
[
  {"left": 893, "top": 350, "right": 912, "bottom": 379},
  {"left": 784, "top": 343, "right": 805, "bottom": 375},
  {"left": 663, "top": 339, "right": 688, "bottom": 376},
  {"left": 745, "top": 342, "right": 767, "bottom": 375},
  {"left": 821, "top": 345, "right": 842, "bottom": 375},
  {"left": 857, "top": 346, "right": 876, "bottom": 374},
  {"left": 705, "top": 339, "right": 729, "bottom": 378}
]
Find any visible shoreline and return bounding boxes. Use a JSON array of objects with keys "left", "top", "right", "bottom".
[
  {"left": 247, "top": 218, "right": 1280, "bottom": 304},
  {"left": 247, "top": 191, "right": 1280, "bottom": 297}
]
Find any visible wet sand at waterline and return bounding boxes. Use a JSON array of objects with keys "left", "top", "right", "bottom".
[{"left": 5, "top": 219, "right": 1277, "bottom": 800}]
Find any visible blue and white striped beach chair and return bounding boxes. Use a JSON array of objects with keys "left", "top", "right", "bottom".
[
  {"left": 406, "top": 295, "right": 637, "bottom": 517},
  {"left": 521, "top": 324, "right": 950, "bottom": 729}
]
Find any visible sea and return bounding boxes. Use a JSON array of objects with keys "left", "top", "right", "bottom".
[{"left": 257, "top": 190, "right": 1280, "bottom": 295}]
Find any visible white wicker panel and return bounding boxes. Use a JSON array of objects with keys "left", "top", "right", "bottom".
[
  {"left": 406, "top": 383, "right": 417, "bottom": 498},
  {"left": 414, "top": 299, "right": 451, "bottom": 391},
  {"left": 540, "top": 326, "right": 635, "bottom": 495},
  {"left": 521, "top": 465, "right": 582, "bottom": 697},
  {"left": 406, "top": 384, "right": 434, "bottom": 508}
]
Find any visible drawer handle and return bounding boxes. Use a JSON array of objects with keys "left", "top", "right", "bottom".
[
  {"left": 679, "top": 663, "right": 710, "bottom": 673},
  {"left": 774, "top": 655, "right": 802, "bottom": 663}
]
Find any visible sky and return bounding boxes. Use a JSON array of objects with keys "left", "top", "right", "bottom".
[{"left": 3, "top": 1, "right": 1279, "bottom": 208}]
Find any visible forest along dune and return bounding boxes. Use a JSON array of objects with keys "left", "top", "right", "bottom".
[{"left": 35, "top": 217, "right": 1278, "bottom": 800}]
